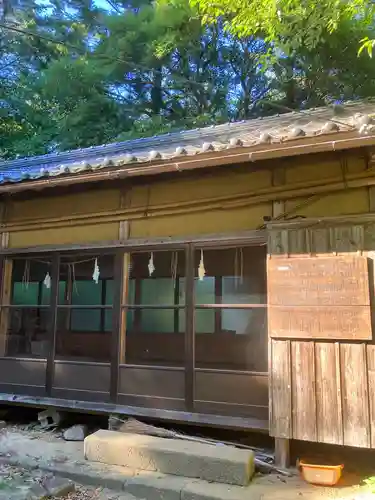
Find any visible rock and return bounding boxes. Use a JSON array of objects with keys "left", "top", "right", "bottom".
[
  {"left": 63, "top": 424, "right": 88, "bottom": 441},
  {"left": 25, "top": 484, "right": 48, "bottom": 500},
  {"left": 37, "top": 409, "right": 63, "bottom": 429},
  {"left": 44, "top": 477, "right": 75, "bottom": 497},
  {"left": 0, "top": 421, "right": 6, "bottom": 430}
]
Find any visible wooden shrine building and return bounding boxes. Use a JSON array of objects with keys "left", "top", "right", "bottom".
[{"left": 1, "top": 101, "right": 375, "bottom": 464}]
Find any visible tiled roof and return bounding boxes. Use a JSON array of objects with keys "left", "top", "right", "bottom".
[{"left": 1, "top": 101, "right": 375, "bottom": 186}]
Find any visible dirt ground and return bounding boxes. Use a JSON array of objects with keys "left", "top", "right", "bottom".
[
  {"left": 0, "top": 422, "right": 374, "bottom": 500},
  {"left": 0, "top": 463, "right": 127, "bottom": 499}
]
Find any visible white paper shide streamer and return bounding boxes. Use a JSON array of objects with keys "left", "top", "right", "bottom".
[
  {"left": 43, "top": 272, "right": 51, "bottom": 289},
  {"left": 148, "top": 252, "right": 155, "bottom": 277},
  {"left": 198, "top": 249, "right": 206, "bottom": 281},
  {"left": 92, "top": 258, "right": 100, "bottom": 284}
]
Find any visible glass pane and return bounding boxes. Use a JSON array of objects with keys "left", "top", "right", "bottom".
[
  {"left": 55, "top": 309, "right": 111, "bottom": 362},
  {"left": 58, "top": 254, "right": 114, "bottom": 304},
  {"left": 126, "top": 308, "right": 184, "bottom": 367},
  {"left": 1, "top": 307, "right": 49, "bottom": 358},
  {"left": 179, "top": 309, "right": 215, "bottom": 334},
  {"left": 193, "top": 247, "right": 266, "bottom": 305},
  {"left": 41, "top": 281, "right": 66, "bottom": 305},
  {"left": 11, "top": 259, "right": 52, "bottom": 305},
  {"left": 71, "top": 281, "right": 102, "bottom": 306},
  {"left": 195, "top": 308, "right": 267, "bottom": 371},
  {"left": 141, "top": 278, "right": 174, "bottom": 305},
  {"left": 12, "top": 283, "right": 40, "bottom": 306},
  {"left": 71, "top": 309, "right": 101, "bottom": 332},
  {"left": 141, "top": 309, "right": 174, "bottom": 333},
  {"left": 105, "top": 279, "right": 114, "bottom": 305},
  {"left": 128, "top": 251, "right": 185, "bottom": 305},
  {"left": 194, "top": 278, "right": 215, "bottom": 305}
]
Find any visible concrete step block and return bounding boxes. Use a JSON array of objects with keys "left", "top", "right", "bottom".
[{"left": 84, "top": 430, "right": 254, "bottom": 486}]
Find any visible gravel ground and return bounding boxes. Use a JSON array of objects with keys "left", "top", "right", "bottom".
[{"left": 0, "top": 463, "right": 131, "bottom": 499}]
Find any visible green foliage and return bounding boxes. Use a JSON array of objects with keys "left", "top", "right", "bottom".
[
  {"left": 189, "top": 0, "right": 375, "bottom": 55},
  {"left": 1, "top": 0, "right": 375, "bottom": 160}
]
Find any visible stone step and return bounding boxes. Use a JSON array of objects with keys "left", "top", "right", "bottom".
[{"left": 84, "top": 430, "right": 255, "bottom": 486}]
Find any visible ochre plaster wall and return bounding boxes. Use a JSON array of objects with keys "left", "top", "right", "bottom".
[{"left": 3, "top": 151, "right": 373, "bottom": 248}]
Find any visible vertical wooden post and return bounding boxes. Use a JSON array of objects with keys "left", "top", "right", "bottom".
[
  {"left": 64, "top": 268, "right": 72, "bottom": 330},
  {"left": 274, "top": 438, "right": 290, "bottom": 468},
  {"left": 214, "top": 276, "right": 222, "bottom": 333},
  {"left": 173, "top": 275, "right": 180, "bottom": 334},
  {"left": 117, "top": 219, "right": 130, "bottom": 364},
  {"left": 185, "top": 244, "right": 195, "bottom": 411},
  {"left": 0, "top": 257, "right": 11, "bottom": 357},
  {"left": 110, "top": 250, "right": 128, "bottom": 401},
  {"left": 272, "top": 167, "right": 286, "bottom": 219},
  {"left": 119, "top": 253, "right": 130, "bottom": 365},
  {"left": 0, "top": 230, "right": 11, "bottom": 357},
  {"left": 369, "top": 186, "right": 375, "bottom": 212},
  {"left": 46, "top": 253, "right": 60, "bottom": 395}
]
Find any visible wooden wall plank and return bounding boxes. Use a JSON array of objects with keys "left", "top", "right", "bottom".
[
  {"left": 332, "top": 225, "right": 364, "bottom": 253},
  {"left": 269, "top": 339, "right": 292, "bottom": 438},
  {"left": 341, "top": 343, "right": 370, "bottom": 448},
  {"left": 315, "top": 342, "right": 343, "bottom": 445},
  {"left": 366, "top": 345, "right": 375, "bottom": 448},
  {"left": 291, "top": 341, "right": 317, "bottom": 441},
  {"left": 268, "top": 230, "right": 288, "bottom": 256},
  {"left": 309, "top": 228, "right": 330, "bottom": 254},
  {"left": 288, "top": 229, "right": 307, "bottom": 255}
]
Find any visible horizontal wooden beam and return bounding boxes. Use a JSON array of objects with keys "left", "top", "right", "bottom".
[
  {"left": 0, "top": 230, "right": 266, "bottom": 256},
  {"left": 3, "top": 167, "right": 375, "bottom": 234}
]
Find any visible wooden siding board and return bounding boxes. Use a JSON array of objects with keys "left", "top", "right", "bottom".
[
  {"left": 288, "top": 229, "right": 307, "bottom": 255},
  {"left": 291, "top": 341, "right": 317, "bottom": 442},
  {"left": 367, "top": 345, "right": 375, "bottom": 448},
  {"left": 315, "top": 342, "right": 343, "bottom": 445},
  {"left": 268, "top": 230, "right": 288, "bottom": 256},
  {"left": 309, "top": 228, "right": 330, "bottom": 254},
  {"left": 341, "top": 343, "right": 370, "bottom": 448},
  {"left": 269, "top": 339, "right": 291, "bottom": 438}
]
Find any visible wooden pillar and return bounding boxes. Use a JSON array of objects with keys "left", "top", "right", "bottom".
[
  {"left": 110, "top": 219, "right": 131, "bottom": 401},
  {"left": 110, "top": 250, "right": 129, "bottom": 400},
  {"left": 185, "top": 244, "right": 195, "bottom": 411},
  {"left": 0, "top": 256, "right": 12, "bottom": 357},
  {"left": 0, "top": 231, "right": 11, "bottom": 357},
  {"left": 274, "top": 438, "right": 290, "bottom": 468},
  {"left": 118, "top": 253, "right": 130, "bottom": 364},
  {"left": 272, "top": 167, "right": 286, "bottom": 219},
  {"left": 46, "top": 254, "right": 60, "bottom": 395}
]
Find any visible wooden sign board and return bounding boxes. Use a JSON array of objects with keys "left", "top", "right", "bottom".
[{"left": 268, "top": 256, "right": 372, "bottom": 340}]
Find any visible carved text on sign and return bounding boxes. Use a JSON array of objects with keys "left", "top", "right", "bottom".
[
  {"left": 267, "top": 256, "right": 370, "bottom": 307},
  {"left": 267, "top": 256, "right": 372, "bottom": 340}
]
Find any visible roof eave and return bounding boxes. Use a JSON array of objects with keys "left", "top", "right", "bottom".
[{"left": 0, "top": 130, "right": 373, "bottom": 195}]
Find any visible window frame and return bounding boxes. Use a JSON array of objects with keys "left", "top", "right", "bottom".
[{"left": 0, "top": 234, "right": 267, "bottom": 360}]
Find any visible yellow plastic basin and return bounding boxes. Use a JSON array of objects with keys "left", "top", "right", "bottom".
[{"left": 299, "top": 460, "right": 344, "bottom": 486}]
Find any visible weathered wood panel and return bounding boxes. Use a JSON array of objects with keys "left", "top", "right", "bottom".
[
  {"left": 315, "top": 342, "right": 343, "bottom": 445},
  {"left": 195, "top": 371, "right": 268, "bottom": 419},
  {"left": 269, "top": 340, "right": 291, "bottom": 438},
  {"left": 269, "top": 221, "right": 375, "bottom": 448},
  {"left": 53, "top": 361, "right": 111, "bottom": 394},
  {"left": 291, "top": 341, "right": 317, "bottom": 441},
  {"left": 268, "top": 256, "right": 372, "bottom": 340},
  {"left": 269, "top": 307, "right": 372, "bottom": 340},
  {"left": 340, "top": 344, "right": 370, "bottom": 448},
  {"left": 268, "top": 256, "right": 370, "bottom": 307},
  {"left": 366, "top": 345, "right": 375, "bottom": 448}
]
